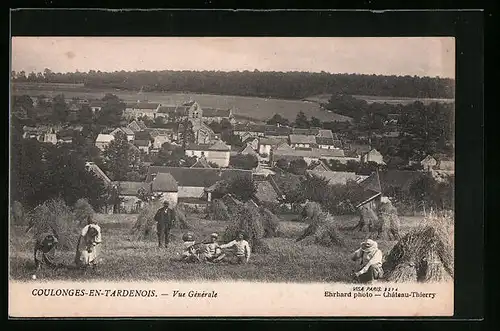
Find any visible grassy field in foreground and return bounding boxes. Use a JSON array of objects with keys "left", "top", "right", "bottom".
[
  {"left": 12, "top": 85, "right": 353, "bottom": 123},
  {"left": 9, "top": 213, "right": 424, "bottom": 283}
]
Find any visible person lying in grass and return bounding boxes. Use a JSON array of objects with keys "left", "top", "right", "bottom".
[
  {"left": 220, "top": 232, "right": 251, "bottom": 264},
  {"left": 202, "top": 233, "right": 226, "bottom": 263},
  {"left": 75, "top": 216, "right": 102, "bottom": 269},
  {"left": 351, "top": 239, "right": 384, "bottom": 284}
]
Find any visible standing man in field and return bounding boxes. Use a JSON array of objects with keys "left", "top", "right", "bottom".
[
  {"left": 154, "top": 200, "right": 176, "bottom": 248},
  {"left": 220, "top": 232, "right": 251, "bottom": 264}
]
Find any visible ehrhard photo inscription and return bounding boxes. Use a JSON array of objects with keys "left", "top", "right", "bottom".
[{"left": 9, "top": 36, "right": 455, "bottom": 317}]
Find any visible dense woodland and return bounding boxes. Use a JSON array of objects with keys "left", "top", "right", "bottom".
[{"left": 11, "top": 69, "right": 455, "bottom": 99}]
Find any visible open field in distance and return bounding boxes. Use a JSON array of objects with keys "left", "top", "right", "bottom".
[{"left": 12, "top": 83, "right": 354, "bottom": 123}]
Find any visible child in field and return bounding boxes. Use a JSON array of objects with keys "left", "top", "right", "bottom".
[
  {"left": 351, "top": 239, "right": 384, "bottom": 284},
  {"left": 220, "top": 232, "right": 251, "bottom": 264},
  {"left": 75, "top": 216, "right": 102, "bottom": 268},
  {"left": 180, "top": 232, "right": 201, "bottom": 263},
  {"left": 202, "top": 233, "right": 226, "bottom": 263}
]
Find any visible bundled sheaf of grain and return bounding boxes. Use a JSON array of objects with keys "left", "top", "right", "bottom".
[
  {"left": 377, "top": 201, "right": 401, "bottom": 240},
  {"left": 211, "top": 199, "right": 231, "bottom": 222},
  {"left": 27, "top": 198, "right": 79, "bottom": 250},
  {"left": 73, "top": 198, "right": 95, "bottom": 225},
  {"left": 131, "top": 201, "right": 190, "bottom": 240},
  {"left": 354, "top": 204, "right": 379, "bottom": 233},
  {"left": 297, "top": 204, "right": 345, "bottom": 247},
  {"left": 258, "top": 206, "right": 280, "bottom": 238},
  {"left": 383, "top": 210, "right": 454, "bottom": 283},
  {"left": 301, "top": 201, "right": 323, "bottom": 224},
  {"left": 223, "top": 201, "right": 270, "bottom": 254},
  {"left": 222, "top": 194, "right": 243, "bottom": 215},
  {"left": 386, "top": 262, "right": 418, "bottom": 282}
]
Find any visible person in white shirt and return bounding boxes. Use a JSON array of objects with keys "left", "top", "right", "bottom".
[
  {"left": 351, "top": 239, "right": 384, "bottom": 283},
  {"left": 220, "top": 232, "right": 251, "bottom": 264},
  {"left": 203, "top": 233, "right": 226, "bottom": 263},
  {"left": 75, "top": 216, "right": 102, "bottom": 268}
]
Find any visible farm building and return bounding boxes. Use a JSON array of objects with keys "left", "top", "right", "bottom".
[
  {"left": 185, "top": 141, "right": 231, "bottom": 168},
  {"left": 127, "top": 120, "right": 147, "bottom": 132},
  {"left": 134, "top": 139, "right": 152, "bottom": 153},
  {"left": 156, "top": 102, "right": 234, "bottom": 124},
  {"left": 124, "top": 102, "right": 161, "bottom": 119},
  {"left": 190, "top": 157, "right": 213, "bottom": 169},
  {"left": 378, "top": 170, "right": 425, "bottom": 198},
  {"left": 271, "top": 147, "right": 346, "bottom": 166},
  {"left": 110, "top": 127, "right": 135, "bottom": 142},
  {"left": 201, "top": 107, "right": 235, "bottom": 123},
  {"left": 292, "top": 128, "right": 321, "bottom": 136},
  {"left": 112, "top": 181, "right": 147, "bottom": 213},
  {"left": 289, "top": 134, "right": 317, "bottom": 149},
  {"left": 238, "top": 143, "right": 260, "bottom": 158},
  {"left": 56, "top": 129, "right": 77, "bottom": 144},
  {"left": 420, "top": 155, "right": 438, "bottom": 171},
  {"left": 264, "top": 126, "right": 293, "bottom": 138},
  {"left": 258, "top": 137, "right": 281, "bottom": 159},
  {"left": 95, "top": 134, "right": 115, "bottom": 151},
  {"left": 89, "top": 100, "right": 105, "bottom": 113},
  {"left": 145, "top": 166, "right": 252, "bottom": 201},
  {"left": 85, "top": 162, "right": 112, "bottom": 186},
  {"left": 307, "top": 160, "right": 330, "bottom": 172},
  {"left": 233, "top": 123, "right": 268, "bottom": 137},
  {"left": 38, "top": 130, "right": 58, "bottom": 145},
  {"left": 152, "top": 134, "right": 170, "bottom": 149},
  {"left": 149, "top": 173, "right": 179, "bottom": 206},
  {"left": 360, "top": 148, "right": 385, "bottom": 165},
  {"left": 355, "top": 171, "right": 383, "bottom": 210},
  {"left": 243, "top": 137, "right": 259, "bottom": 151},
  {"left": 306, "top": 170, "right": 368, "bottom": 185}
]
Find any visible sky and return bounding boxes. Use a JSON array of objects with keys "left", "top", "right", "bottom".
[{"left": 11, "top": 37, "right": 455, "bottom": 78}]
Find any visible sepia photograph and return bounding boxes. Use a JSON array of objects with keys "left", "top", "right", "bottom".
[{"left": 9, "top": 36, "right": 456, "bottom": 317}]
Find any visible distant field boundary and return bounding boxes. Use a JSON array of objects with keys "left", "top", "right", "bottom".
[{"left": 12, "top": 84, "right": 354, "bottom": 123}]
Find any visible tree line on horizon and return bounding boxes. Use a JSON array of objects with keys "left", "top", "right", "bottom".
[{"left": 11, "top": 68, "right": 455, "bottom": 100}]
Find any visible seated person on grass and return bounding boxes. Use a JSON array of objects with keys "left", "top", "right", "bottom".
[
  {"left": 34, "top": 232, "right": 63, "bottom": 272},
  {"left": 202, "top": 233, "right": 226, "bottom": 263},
  {"left": 351, "top": 239, "right": 384, "bottom": 284},
  {"left": 180, "top": 232, "right": 202, "bottom": 263},
  {"left": 220, "top": 232, "right": 251, "bottom": 264}
]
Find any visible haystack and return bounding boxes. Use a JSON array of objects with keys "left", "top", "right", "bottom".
[
  {"left": 376, "top": 200, "right": 401, "bottom": 240},
  {"left": 296, "top": 203, "right": 344, "bottom": 247},
  {"left": 258, "top": 206, "right": 280, "bottom": 238},
  {"left": 353, "top": 204, "right": 379, "bottom": 233},
  {"left": 221, "top": 194, "right": 243, "bottom": 215},
  {"left": 383, "top": 210, "right": 454, "bottom": 283},
  {"left": 301, "top": 201, "right": 323, "bottom": 224},
  {"left": 223, "top": 200, "right": 270, "bottom": 253},
  {"left": 27, "top": 198, "right": 79, "bottom": 250},
  {"left": 73, "top": 198, "right": 95, "bottom": 225},
  {"left": 210, "top": 199, "right": 230, "bottom": 222},
  {"left": 131, "top": 201, "right": 191, "bottom": 241}
]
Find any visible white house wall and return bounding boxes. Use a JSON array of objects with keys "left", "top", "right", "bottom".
[{"left": 178, "top": 186, "right": 204, "bottom": 199}]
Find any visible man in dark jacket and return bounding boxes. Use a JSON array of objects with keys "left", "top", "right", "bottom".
[{"left": 154, "top": 200, "right": 176, "bottom": 248}]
